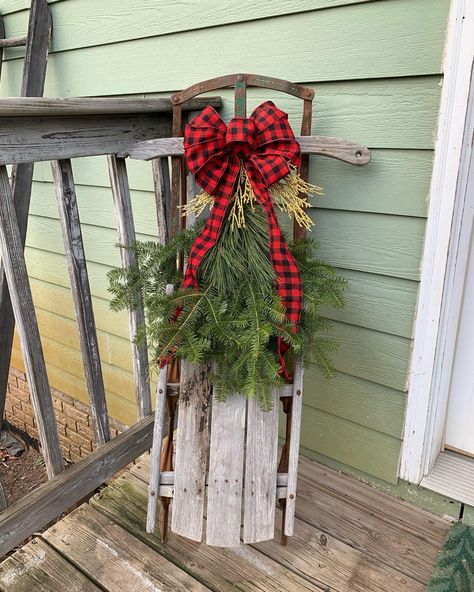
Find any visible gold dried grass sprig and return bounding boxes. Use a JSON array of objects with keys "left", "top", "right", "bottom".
[
  {"left": 182, "top": 164, "right": 323, "bottom": 231},
  {"left": 228, "top": 166, "right": 257, "bottom": 229},
  {"left": 269, "top": 165, "right": 323, "bottom": 231},
  {"left": 180, "top": 191, "right": 214, "bottom": 218}
]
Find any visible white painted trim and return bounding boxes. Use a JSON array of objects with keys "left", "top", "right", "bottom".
[
  {"left": 399, "top": 0, "right": 474, "bottom": 484},
  {"left": 433, "top": 71, "right": 474, "bottom": 456}
]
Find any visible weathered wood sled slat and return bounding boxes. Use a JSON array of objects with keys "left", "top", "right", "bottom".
[
  {"left": 145, "top": 383, "right": 297, "bottom": 546},
  {"left": 171, "top": 362, "right": 211, "bottom": 541},
  {"left": 206, "top": 394, "right": 247, "bottom": 547},
  {"left": 243, "top": 390, "right": 280, "bottom": 544}
]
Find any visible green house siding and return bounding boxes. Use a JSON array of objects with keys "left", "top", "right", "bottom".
[{"left": 0, "top": 0, "right": 451, "bottom": 483}]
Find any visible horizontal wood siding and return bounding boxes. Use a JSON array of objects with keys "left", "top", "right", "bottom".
[
  {"left": 0, "top": 0, "right": 451, "bottom": 482},
  {"left": 0, "top": 0, "right": 448, "bottom": 94}
]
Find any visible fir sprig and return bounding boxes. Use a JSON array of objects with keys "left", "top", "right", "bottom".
[{"left": 107, "top": 203, "right": 346, "bottom": 409}]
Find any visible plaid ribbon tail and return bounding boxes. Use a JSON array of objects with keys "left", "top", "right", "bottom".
[{"left": 252, "top": 183, "right": 302, "bottom": 382}]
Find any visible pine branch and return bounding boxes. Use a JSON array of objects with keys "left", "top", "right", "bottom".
[{"left": 107, "top": 201, "right": 347, "bottom": 408}]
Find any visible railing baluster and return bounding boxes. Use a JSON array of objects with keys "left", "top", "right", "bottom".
[
  {"left": 0, "top": 166, "right": 64, "bottom": 478},
  {"left": 152, "top": 157, "right": 171, "bottom": 245},
  {"left": 52, "top": 159, "right": 110, "bottom": 445},
  {"left": 108, "top": 155, "right": 151, "bottom": 419},
  {"left": 0, "top": 0, "right": 52, "bottom": 433}
]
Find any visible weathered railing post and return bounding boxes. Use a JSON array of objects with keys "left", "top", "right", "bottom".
[
  {"left": 52, "top": 159, "right": 111, "bottom": 445},
  {"left": 0, "top": 167, "right": 64, "bottom": 479},
  {"left": 108, "top": 155, "right": 152, "bottom": 420},
  {"left": 0, "top": 0, "right": 51, "bottom": 431}
]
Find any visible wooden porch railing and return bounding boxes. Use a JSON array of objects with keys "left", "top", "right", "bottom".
[
  {"left": 0, "top": 93, "right": 369, "bottom": 557},
  {"left": 0, "top": 96, "right": 220, "bottom": 556}
]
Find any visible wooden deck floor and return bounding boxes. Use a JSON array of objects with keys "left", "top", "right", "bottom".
[{"left": 0, "top": 454, "right": 450, "bottom": 592}]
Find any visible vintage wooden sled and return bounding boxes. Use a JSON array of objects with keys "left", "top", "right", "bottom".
[{"left": 123, "top": 74, "right": 371, "bottom": 547}]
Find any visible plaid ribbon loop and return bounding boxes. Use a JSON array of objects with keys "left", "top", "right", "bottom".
[
  {"left": 184, "top": 100, "right": 301, "bottom": 199},
  {"left": 182, "top": 101, "right": 304, "bottom": 379}
]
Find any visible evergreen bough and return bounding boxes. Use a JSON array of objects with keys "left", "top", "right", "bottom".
[{"left": 107, "top": 203, "right": 346, "bottom": 410}]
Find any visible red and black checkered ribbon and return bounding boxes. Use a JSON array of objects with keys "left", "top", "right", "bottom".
[{"left": 181, "top": 100, "right": 303, "bottom": 379}]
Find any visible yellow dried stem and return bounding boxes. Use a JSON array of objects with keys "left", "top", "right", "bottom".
[
  {"left": 270, "top": 166, "right": 323, "bottom": 231},
  {"left": 180, "top": 191, "right": 214, "bottom": 217},
  {"left": 181, "top": 164, "right": 322, "bottom": 232},
  {"left": 229, "top": 165, "right": 256, "bottom": 229}
]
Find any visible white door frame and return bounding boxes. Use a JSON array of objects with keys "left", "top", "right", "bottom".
[{"left": 399, "top": 0, "right": 474, "bottom": 484}]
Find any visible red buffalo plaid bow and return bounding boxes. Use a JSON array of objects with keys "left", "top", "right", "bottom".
[{"left": 180, "top": 101, "right": 303, "bottom": 380}]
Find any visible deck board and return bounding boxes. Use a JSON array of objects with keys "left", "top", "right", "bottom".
[
  {"left": 42, "top": 505, "right": 210, "bottom": 591},
  {"left": 0, "top": 538, "right": 101, "bottom": 592},
  {"left": 300, "top": 456, "right": 450, "bottom": 539},
  {"left": 296, "top": 457, "right": 449, "bottom": 583},
  {"left": 91, "top": 473, "right": 319, "bottom": 592},
  {"left": 96, "top": 471, "right": 425, "bottom": 592},
  {"left": 0, "top": 454, "right": 450, "bottom": 592},
  {"left": 259, "top": 509, "right": 426, "bottom": 592}
]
